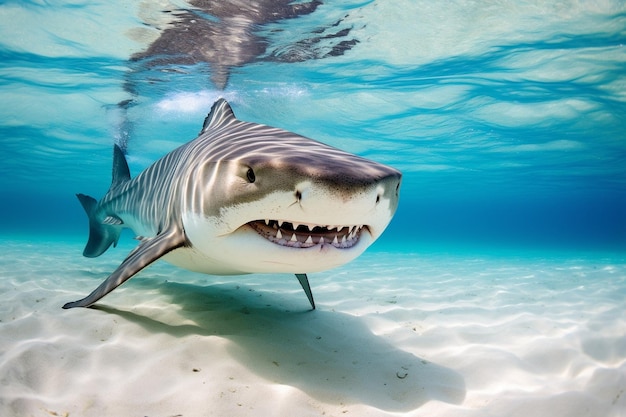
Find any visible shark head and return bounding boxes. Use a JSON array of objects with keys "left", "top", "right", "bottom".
[{"left": 176, "top": 99, "right": 402, "bottom": 275}]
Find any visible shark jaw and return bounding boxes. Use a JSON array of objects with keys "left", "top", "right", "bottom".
[
  {"left": 175, "top": 182, "right": 393, "bottom": 276},
  {"left": 174, "top": 212, "right": 377, "bottom": 276},
  {"left": 246, "top": 220, "right": 366, "bottom": 249}
]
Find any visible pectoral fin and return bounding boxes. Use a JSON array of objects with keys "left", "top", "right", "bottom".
[
  {"left": 63, "top": 229, "right": 186, "bottom": 309},
  {"left": 295, "top": 273, "right": 315, "bottom": 310}
]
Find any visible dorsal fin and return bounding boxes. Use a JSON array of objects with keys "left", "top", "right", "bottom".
[
  {"left": 110, "top": 144, "right": 131, "bottom": 190},
  {"left": 200, "top": 99, "right": 237, "bottom": 134}
]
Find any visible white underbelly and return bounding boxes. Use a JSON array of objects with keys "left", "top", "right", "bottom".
[{"left": 162, "top": 246, "right": 249, "bottom": 276}]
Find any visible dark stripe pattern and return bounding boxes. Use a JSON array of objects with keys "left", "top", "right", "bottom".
[{"left": 95, "top": 99, "right": 401, "bottom": 233}]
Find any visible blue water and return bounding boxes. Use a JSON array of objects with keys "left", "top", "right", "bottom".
[
  {"left": 1, "top": 0, "right": 625, "bottom": 255},
  {"left": 2, "top": 4, "right": 626, "bottom": 415}
]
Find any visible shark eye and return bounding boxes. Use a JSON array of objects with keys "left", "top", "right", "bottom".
[{"left": 246, "top": 167, "right": 256, "bottom": 183}]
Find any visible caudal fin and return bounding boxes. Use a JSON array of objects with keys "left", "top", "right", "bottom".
[{"left": 76, "top": 193, "right": 121, "bottom": 258}]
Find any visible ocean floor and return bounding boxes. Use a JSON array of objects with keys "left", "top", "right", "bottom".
[{"left": 1, "top": 236, "right": 625, "bottom": 416}]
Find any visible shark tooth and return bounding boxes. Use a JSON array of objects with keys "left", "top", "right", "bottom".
[
  {"left": 276, "top": 229, "right": 282, "bottom": 239},
  {"left": 305, "top": 236, "right": 313, "bottom": 245},
  {"left": 290, "top": 233, "right": 298, "bottom": 242},
  {"left": 332, "top": 236, "right": 339, "bottom": 245}
]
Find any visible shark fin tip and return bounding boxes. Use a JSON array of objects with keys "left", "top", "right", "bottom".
[
  {"left": 295, "top": 273, "right": 316, "bottom": 310},
  {"left": 111, "top": 145, "right": 131, "bottom": 189},
  {"left": 200, "top": 99, "right": 237, "bottom": 134}
]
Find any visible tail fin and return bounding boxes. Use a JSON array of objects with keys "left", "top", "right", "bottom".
[
  {"left": 77, "top": 145, "right": 128, "bottom": 257},
  {"left": 76, "top": 193, "right": 121, "bottom": 258}
]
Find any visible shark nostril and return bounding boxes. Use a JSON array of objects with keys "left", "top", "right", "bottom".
[
  {"left": 295, "top": 190, "right": 303, "bottom": 201},
  {"left": 375, "top": 185, "right": 385, "bottom": 205}
]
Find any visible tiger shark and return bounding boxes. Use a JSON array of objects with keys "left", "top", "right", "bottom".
[{"left": 63, "top": 99, "right": 401, "bottom": 310}]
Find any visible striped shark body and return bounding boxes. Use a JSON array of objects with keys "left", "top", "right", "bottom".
[{"left": 63, "top": 99, "right": 401, "bottom": 310}]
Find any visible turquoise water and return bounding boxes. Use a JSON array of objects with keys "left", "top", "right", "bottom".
[
  {"left": 1, "top": 0, "right": 625, "bottom": 255},
  {"left": 1, "top": 3, "right": 626, "bottom": 416}
]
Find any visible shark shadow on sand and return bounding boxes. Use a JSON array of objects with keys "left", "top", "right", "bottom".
[{"left": 95, "top": 279, "right": 466, "bottom": 412}]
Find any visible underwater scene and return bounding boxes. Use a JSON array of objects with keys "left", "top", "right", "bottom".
[{"left": 1, "top": 1, "right": 625, "bottom": 416}]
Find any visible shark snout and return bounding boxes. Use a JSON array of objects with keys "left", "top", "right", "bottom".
[
  {"left": 290, "top": 168, "right": 401, "bottom": 237},
  {"left": 296, "top": 174, "right": 400, "bottom": 206}
]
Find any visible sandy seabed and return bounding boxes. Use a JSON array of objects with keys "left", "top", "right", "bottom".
[{"left": 0, "top": 237, "right": 625, "bottom": 417}]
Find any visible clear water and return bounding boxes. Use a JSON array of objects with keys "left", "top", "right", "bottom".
[
  {"left": 1, "top": 0, "right": 625, "bottom": 255},
  {"left": 1, "top": 3, "right": 626, "bottom": 416}
]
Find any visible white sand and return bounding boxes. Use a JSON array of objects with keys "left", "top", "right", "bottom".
[{"left": 1, "top": 237, "right": 624, "bottom": 416}]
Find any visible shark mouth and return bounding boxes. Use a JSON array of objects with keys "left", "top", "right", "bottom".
[{"left": 247, "top": 220, "right": 365, "bottom": 249}]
